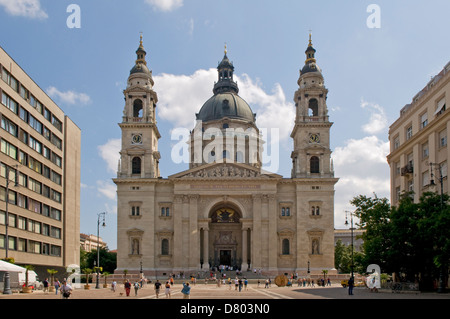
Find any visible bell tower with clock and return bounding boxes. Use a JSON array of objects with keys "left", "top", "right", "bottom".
[
  {"left": 291, "top": 34, "right": 334, "bottom": 178},
  {"left": 118, "top": 35, "right": 161, "bottom": 179}
]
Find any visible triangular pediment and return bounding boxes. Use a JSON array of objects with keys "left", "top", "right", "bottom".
[{"left": 168, "top": 162, "right": 282, "bottom": 179}]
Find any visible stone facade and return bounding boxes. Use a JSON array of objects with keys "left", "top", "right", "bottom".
[{"left": 114, "top": 36, "right": 338, "bottom": 277}]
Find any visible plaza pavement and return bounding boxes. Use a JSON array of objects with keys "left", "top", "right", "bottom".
[{"left": 1, "top": 281, "right": 449, "bottom": 300}]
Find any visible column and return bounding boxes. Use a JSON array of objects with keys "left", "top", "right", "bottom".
[
  {"left": 241, "top": 228, "right": 248, "bottom": 271},
  {"left": 173, "top": 195, "right": 183, "bottom": 271},
  {"left": 252, "top": 194, "right": 262, "bottom": 269},
  {"left": 203, "top": 228, "right": 210, "bottom": 269},
  {"left": 189, "top": 195, "right": 200, "bottom": 270},
  {"left": 268, "top": 194, "right": 277, "bottom": 271}
]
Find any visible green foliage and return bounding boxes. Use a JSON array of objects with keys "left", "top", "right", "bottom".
[{"left": 349, "top": 192, "right": 450, "bottom": 291}]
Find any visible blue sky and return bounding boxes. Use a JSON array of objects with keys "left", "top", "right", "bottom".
[{"left": 1, "top": 0, "right": 449, "bottom": 250}]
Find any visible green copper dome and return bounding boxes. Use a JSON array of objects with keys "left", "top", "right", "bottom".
[
  {"left": 196, "top": 50, "right": 256, "bottom": 123},
  {"left": 196, "top": 92, "right": 255, "bottom": 122}
]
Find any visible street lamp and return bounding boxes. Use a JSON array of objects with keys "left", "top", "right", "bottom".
[
  {"left": 429, "top": 162, "right": 446, "bottom": 293},
  {"left": 2, "top": 164, "right": 18, "bottom": 295},
  {"left": 95, "top": 212, "right": 106, "bottom": 289},
  {"left": 345, "top": 210, "right": 355, "bottom": 279}
]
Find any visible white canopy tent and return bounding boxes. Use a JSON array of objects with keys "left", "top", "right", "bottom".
[{"left": 0, "top": 260, "right": 26, "bottom": 273}]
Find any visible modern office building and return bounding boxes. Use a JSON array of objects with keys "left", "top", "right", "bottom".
[
  {"left": 387, "top": 61, "right": 450, "bottom": 206},
  {"left": 0, "top": 45, "right": 81, "bottom": 278}
]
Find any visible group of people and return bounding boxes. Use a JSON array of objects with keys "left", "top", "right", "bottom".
[{"left": 42, "top": 278, "right": 72, "bottom": 299}]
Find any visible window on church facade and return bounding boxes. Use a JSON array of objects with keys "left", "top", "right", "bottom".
[
  {"left": 133, "top": 99, "right": 143, "bottom": 118},
  {"left": 131, "top": 206, "right": 140, "bottom": 216},
  {"left": 281, "top": 207, "right": 290, "bottom": 216},
  {"left": 161, "top": 239, "right": 169, "bottom": 255},
  {"left": 310, "top": 156, "right": 319, "bottom": 173},
  {"left": 161, "top": 207, "right": 170, "bottom": 216},
  {"left": 308, "top": 98, "right": 318, "bottom": 116},
  {"left": 311, "top": 206, "right": 320, "bottom": 215},
  {"left": 282, "top": 239, "right": 290, "bottom": 255},
  {"left": 132, "top": 157, "right": 141, "bottom": 174}
]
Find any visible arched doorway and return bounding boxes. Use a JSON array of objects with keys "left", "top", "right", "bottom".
[{"left": 208, "top": 204, "right": 242, "bottom": 269}]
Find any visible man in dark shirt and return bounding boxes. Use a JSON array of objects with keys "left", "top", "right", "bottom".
[{"left": 154, "top": 280, "right": 162, "bottom": 298}]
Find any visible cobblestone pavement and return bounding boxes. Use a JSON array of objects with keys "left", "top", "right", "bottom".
[{"left": 1, "top": 282, "right": 449, "bottom": 299}]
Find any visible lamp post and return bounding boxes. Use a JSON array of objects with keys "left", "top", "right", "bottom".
[
  {"left": 345, "top": 211, "right": 354, "bottom": 279},
  {"left": 95, "top": 212, "right": 106, "bottom": 289},
  {"left": 429, "top": 163, "right": 446, "bottom": 293},
  {"left": 2, "top": 164, "right": 18, "bottom": 295}
]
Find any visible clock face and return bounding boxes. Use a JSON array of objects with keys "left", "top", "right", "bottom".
[
  {"left": 132, "top": 134, "right": 143, "bottom": 145},
  {"left": 309, "top": 133, "right": 320, "bottom": 143}
]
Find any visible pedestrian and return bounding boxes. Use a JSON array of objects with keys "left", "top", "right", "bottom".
[
  {"left": 238, "top": 278, "right": 243, "bottom": 292},
  {"left": 311, "top": 279, "right": 315, "bottom": 287},
  {"left": 54, "top": 279, "right": 60, "bottom": 295},
  {"left": 43, "top": 278, "right": 49, "bottom": 294},
  {"left": 348, "top": 276, "right": 354, "bottom": 295},
  {"left": 235, "top": 277, "right": 239, "bottom": 290},
  {"left": 134, "top": 281, "right": 140, "bottom": 296},
  {"left": 327, "top": 278, "right": 331, "bottom": 286},
  {"left": 154, "top": 280, "right": 162, "bottom": 298},
  {"left": 111, "top": 280, "right": 117, "bottom": 292},
  {"left": 244, "top": 278, "right": 248, "bottom": 290},
  {"left": 60, "top": 280, "right": 72, "bottom": 299},
  {"left": 181, "top": 282, "right": 191, "bottom": 299},
  {"left": 165, "top": 281, "right": 171, "bottom": 298},
  {"left": 124, "top": 280, "right": 131, "bottom": 296}
]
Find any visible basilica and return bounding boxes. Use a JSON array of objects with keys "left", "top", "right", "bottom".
[{"left": 113, "top": 35, "right": 339, "bottom": 276}]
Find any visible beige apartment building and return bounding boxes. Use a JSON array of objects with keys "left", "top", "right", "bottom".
[
  {"left": 0, "top": 46, "right": 81, "bottom": 278},
  {"left": 114, "top": 36, "right": 338, "bottom": 277},
  {"left": 387, "top": 61, "right": 450, "bottom": 206}
]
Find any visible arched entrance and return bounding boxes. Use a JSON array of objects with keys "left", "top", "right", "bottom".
[{"left": 208, "top": 204, "right": 242, "bottom": 269}]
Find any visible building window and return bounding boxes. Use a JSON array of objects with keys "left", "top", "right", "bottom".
[
  {"left": 422, "top": 142, "right": 429, "bottom": 159},
  {"left": 308, "top": 98, "right": 319, "bottom": 116},
  {"left": 132, "top": 157, "right": 141, "bottom": 174},
  {"left": 311, "top": 206, "right": 320, "bottom": 216},
  {"left": 310, "top": 156, "right": 320, "bottom": 173},
  {"left": 133, "top": 99, "right": 143, "bottom": 118},
  {"left": 282, "top": 239, "right": 290, "bottom": 255},
  {"left": 161, "top": 239, "right": 169, "bottom": 255},
  {"left": 420, "top": 112, "right": 428, "bottom": 129},
  {"left": 406, "top": 126, "right": 413, "bottom": 140},
  {"left": 281, "top": 207, "right": 290, "bottom": 217},
  {"left": 439, "top": 130, "right": 447, "bottom": 148},
  {"left": 161, "top": 207, "right": 170, "bottom": 216},
  {"left": 131, "top": 206, "right": 140, "bottom": 216}
]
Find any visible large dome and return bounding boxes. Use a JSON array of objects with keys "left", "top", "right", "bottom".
[{"left": 196, "top": 92, "right": 255, "bottom": 122}]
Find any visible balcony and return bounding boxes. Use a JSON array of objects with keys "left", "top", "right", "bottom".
[{"left": 401, "top": 163, "right": 413, "bottom": 176}]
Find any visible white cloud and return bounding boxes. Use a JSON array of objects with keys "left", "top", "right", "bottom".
[
  {"left": 332, "top": 133, "right": 390, "bottom": 228},
  {"left": 155, "top": 69, "right": 216, "bottom": 128},
  {"left": 360, "top": 99, "right": 388, "bottom": 135},
  {"left": 0, "top": 0, "right": 47, "bottom": 19},
  {"left": 97, "top": 180, "right": 117, "bottom": 201},
  {"left": 238, "top": 74, "right": 295, "bottom": 144},
  {"left": 145, "top": 0, "right": 183, "bottom": 12},
  {"left": 46, "top": 86, "right": 91, "bottom": 105},
  {"left": 98, "top": 139, "right": 121, "bottom": 174},
  {"left": 155, "top": 69, "right": 295, "bottom": 144}
]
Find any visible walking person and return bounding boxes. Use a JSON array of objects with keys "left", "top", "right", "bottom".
[
  {"left": 165, "top": 281, "right": 171, "bottom": 298},
  {"left": 60, "top": 280, "right": 72, "bottom": 299},
  {"left": 348, "top": 276, "right": 354, "bottom": 295},
  {"left": 134, "top": 281, "right": 140, "bottom": 296},
  {"left": 111, "top": 280, "right": 117, "bottom": 292},
  {"left": 154, "top": 280, "right": 162, "bottom": 298},
  {"left": 43, "top": 278, "right": 49, "bottom": 294},
  {"left": 54, "top": 279, "right": 60, "bottom": 295},
  {"left": 181, "top": 282, "right": 191, "bottom": 299},
  {"left": 124, "top": 279, "right": 131, "bottom": 296}
]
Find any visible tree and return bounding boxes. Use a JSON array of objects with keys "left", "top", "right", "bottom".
[
  {"left": 350, "top": 192, "right": 450, "bottom": 291},
  {"left": 350, "top": 194, "right": 391, "bottom": 272}
]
